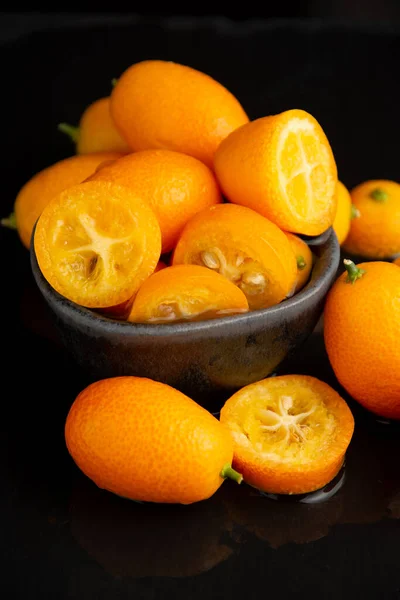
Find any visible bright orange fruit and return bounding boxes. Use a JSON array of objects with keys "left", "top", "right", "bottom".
[
  {"left": 58, "top": 97, "right": 131, "bottom": 154},
  {"left": 342, "top": 179, "right": 400, "bottom": 259},
  {"left": 172, "top": 204, "right": 297, "bottom": 310},
  {"left": 110, "top": 59, "right": 249, "bottom": 168},
  {"left": 394, "top": 257, "right": 400, "bottom": 267},
  {"left": 213, "top": 109, "right": 338, "bottom": 236},
  {"left": 154, "top": 260, "right": 168, "bottom": 273},
  {"left": 220, "top": 374, "right": 354, "bottom": 495},
  {"left": 1, "top": 152, "right": 123, "bottom": 249},
  {"left": 88, "top": 149, "right": 222, "bottom": 253},
  {"left": 34, "top": 180, "right": 161, "bottom": 309},
  {"left": 324, "top": 259, "right": 400, "bottom": 420},
  {"left": 65, "top": 376, "right": 243, "bottom": 504},
  {"left": 332, "top": 180, "right": 352, "bottom": 245},
  {"left": 285, "top": 232, "right": 313, "bottom": 293},
  {"left": 128, "top": 264, "right": 249, "bottom": 323}
]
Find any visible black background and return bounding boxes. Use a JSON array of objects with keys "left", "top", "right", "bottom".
[{"left": 2, "top": 6, "right": 400, "bottom": 600}]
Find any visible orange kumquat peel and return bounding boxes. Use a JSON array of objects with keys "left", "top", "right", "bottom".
[{"left": 220, "top": 374, "right": 354, "bottom": 495}]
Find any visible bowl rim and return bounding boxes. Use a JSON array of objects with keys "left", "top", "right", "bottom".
[{"left": 30, "top": 228, "right": 340, "bottom": 337}]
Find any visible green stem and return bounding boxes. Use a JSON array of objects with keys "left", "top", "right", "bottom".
[
  {"left": 369, "top": 188, "right": 388, "bottom": 202},
  {"left": 1, "top": 212, "right": 17, "bottom": 229},
  {"left": 111, "top": 78, "right": 118, "bottom": 88},
  {"left": 58, "top": 123, "right": 80, "bottom": 144},
  {"left": 343, "top": 259, "right": 365, "bottom": 284},
  {"left": 220, "top": 463, "right": 243, "bottom": 484},
  {"left": 296, "top": 255, "right": 306, "bottom": 270},
  {"left": 351, "top": 204, "right": 360, "bottom": 219}
]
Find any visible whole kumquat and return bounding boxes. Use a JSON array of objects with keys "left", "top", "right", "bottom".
[
  {"left": 110, "top": 59, "right": 249, "bottom": 168},
  {"left": 332, "top": 180, "right": 353, "bottom": 245},
  {"left": 65, "top": 376, "right": 243, "bottom": 504},
  {"left": 342, "top": 180, "right": 400, "bottom": 259},
  {"left": 88, "top": 149, "right": 222, "bottom": 253},
  {"left": 1, "top": 152, "right": 123, "bottom": 250},
  {"left": 285, "top": 232, "right": 313, "bottom": 293},
  {"left": 58, "top": 96, "right": 131, "bottom": 154},
  {"left": 324, "top": 259, "right": 400, "bottom": 420}
]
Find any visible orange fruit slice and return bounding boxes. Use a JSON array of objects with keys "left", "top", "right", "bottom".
[
  {"left": 88, "top": 149, "right": 222, "bottom": 253},
  {"left": 128, "top": 264, "right": 249, "bottom": 324},
  {"left": 324, "top": 259, "right": 400, "bottom": 420},
  {"left": 65, "top": 376, "right": 242, "bottom": 504},
  {"left": 34, "top": 180, "right": 161, "bottom": 309},
  {"left": 285, "top": 232, "right": 313, "bottom": 293},
  {"left": 1, "top": 152, "right": 124, "bottom": 250},
  {"left": 59, "top": 97, "right": 131, "bottom": 154},
  {"left": 172, "top": 204, "right": 297, "bottom": 311},
  {"left": 110, "top": 59, "right": 249, "bottom": 168},
  {"left": 220, "top": 374, "right": 355, "bottom": 495},
  {"left": 332, "top": 180, "right": 352, "bottom": 245},
  {"left": 342, "top": 179, "right": 400, "bottom": 259},
  {"left": 213, "top": 109, "right": 338, "bottom": 236}
]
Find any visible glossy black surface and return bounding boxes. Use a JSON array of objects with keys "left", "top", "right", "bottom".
[{"left": 2, "top": 15, "right": 400, "bottom": 600}]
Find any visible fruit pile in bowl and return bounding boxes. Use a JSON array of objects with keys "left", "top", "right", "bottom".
[
  {"left": 7, "top": 59, "right": 345, "bottom": 392},
  {"left": 3, "top": 58, "right": 399, "bottom": 507}
]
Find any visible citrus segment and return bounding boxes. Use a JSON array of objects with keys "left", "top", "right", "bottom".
[
  {"left": 220, "top": 375, "right": 354, "bottom": 495},
  {"left": 34, "top": 180, "right": 161, "bottom": 309},
  {"left": 128, "top": 264, "right": 249, "bottom": 324},
  {"left": 172, "top": 204, "right": 297, "bottom": 310},
  {"left": 213, "top": 109, "right": 338, "bottom": 236}
]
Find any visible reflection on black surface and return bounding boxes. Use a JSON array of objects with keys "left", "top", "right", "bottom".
[{"left": 69, "top": 474, "right": 236, "bottom": 579}]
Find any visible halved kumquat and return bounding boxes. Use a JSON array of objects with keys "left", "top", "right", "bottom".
[
  {"left": 214, "top": 109, "right": 338, "bottom": 236},
  {"left": 34, "top": 180, "right": 161, "bottom": 309},
  {"left": 172, "top": 204, "right": 297, "bottom": 310},
  {"left": 128, "top": 264, "right": 249, "bottom": 324},
  {"left": 220, "top": 374, "right": 355, "bottom": 495}
]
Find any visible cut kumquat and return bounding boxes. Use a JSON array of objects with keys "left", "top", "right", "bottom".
[
  {"left": 220, "top": 374, "right": 354, "bottom": 495},
  {"left": 172, "top": 204, "right": 297, "bottom": 310},
  {"left": 128, "top": 264, "right": 249, "bottom": 324},
  {"left": 34, "top": 180, "right": 161, "bottom": 310},
  {"left": 213, "top": 109, "right": 338, "bottom": 236}
]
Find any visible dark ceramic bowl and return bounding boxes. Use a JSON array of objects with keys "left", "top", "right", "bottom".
[{"left": 30, "top": 228, "right": 340, "bottom": 404}]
